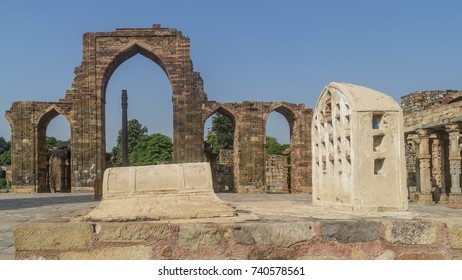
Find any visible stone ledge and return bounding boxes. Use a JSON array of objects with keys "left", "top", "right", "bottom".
[
  {"left": 14, "top": 223, "right": 93, "bottom": 251},
  {"left": 383, "top": 220, "right": 444, "bottom": 245},
  {"left": 14, "top": 218, "right": 462, "bottom": 260},
  {"left": 320, "top": 220, "right": 380, "bottom": 243}
]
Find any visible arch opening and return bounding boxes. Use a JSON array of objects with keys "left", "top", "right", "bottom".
[
  {"left": 105, "top": 53, "right": 173, "bottom": 167},
  {"left": 265, "top": 109, "right": 292, "bottom": 193},
  {"left": 37, "top": 109, "right": 72, "bottom": 193},
  {"left": 203, "top": 108, "right": 236, "bottom": 192}
]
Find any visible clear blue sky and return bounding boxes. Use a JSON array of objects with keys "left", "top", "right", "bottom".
[{"left": 1, "top": 0, "right": 461, "bottom": 148}]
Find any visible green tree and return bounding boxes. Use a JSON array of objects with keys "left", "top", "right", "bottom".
[
  {"left": 111, "top": 119, "right": 149, "bottom": 166},
  {"left": 129, "top": 133, "right": 173, "bottom": 166},
  {"left": 266, "top": 136, "right": 289, "bottom": 155},
  {"left": 0, "top": 137, "right": 11, "bottom": 165},
  {"left": 46, "top": 136, "right": 58, "bottom": 150},
  {"left": 205, "top": 113, "right": 234, "bottom": 154}
]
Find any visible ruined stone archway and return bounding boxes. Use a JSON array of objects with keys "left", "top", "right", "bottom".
[
  {"left": 7, "top": 25, "right": 313, "bottom": 196},
  {"left": 264, "top": 102, "right": 312, "bottom": 193},
  {"left": 7, "top": 25, "right": 208, "bottom": 195},
  {"left": 202, "top": 104, "right": 239, "bottom": 192},
  {"left": 36, "top": 105, "right": 72, "bottom": 192},
  {"left": 69, "top": 26, "right": 207, "bottom": 197}
]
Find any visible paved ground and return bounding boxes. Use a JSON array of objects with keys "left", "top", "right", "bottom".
[
  {"left": 0, "top": 193, "right": 98, "bottom": 259},
  {"left": 1, "top": 192, "right": 462, "bottom": 260}
]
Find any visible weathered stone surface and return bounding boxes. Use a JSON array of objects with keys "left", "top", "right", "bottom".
[
  {"left": 375, "top": 250, "right": 396, "bottom": 260},
  {"left": 447, "top": 222, "right": 462, "bottom": 249},
  {"left": 96, "top": 223, "right": 173, "bottom": 242},
  {"left": 320, "top": 221, "right": 380, "bottom": 243},
  {"left": 178, "top": 223, "right": 228, "bottom": 250},
  {"left": 234, "top": 221, "right": 315, "bottom": 248},
  {"left": 15, "top": 223, "right": 93, "bottom": 251},
  {"left": 59, "top": 245, "right": 151, "bottom": 260},
  {"left": 85, "top": 163, "right": 235, "bottom": 221},
  {"left": 384, "top": 220, "right": 443, "bottom": 245}
]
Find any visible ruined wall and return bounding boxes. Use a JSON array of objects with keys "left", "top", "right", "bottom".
[
  {"left": 47, "top": 145, "right": 71, "bottom": 193},
  {"left": 213, "top": 149, "right": 290, "bottom": 193},
  {"left": 202, "top": 101, "right": 312, "bottom": 193},
  {"left": 5, "top": 102, "right": 73, "bottom": 192},
  {"left": 265, "top": 154, "right": 289, "bottom": 193},
  {"left": 401, "top": 90, "right": 461, "bottom": 115}
]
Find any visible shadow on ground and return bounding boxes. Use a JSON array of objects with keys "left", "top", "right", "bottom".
[{"left": 0, "top": 195, "right": 95, "bottom": 211}]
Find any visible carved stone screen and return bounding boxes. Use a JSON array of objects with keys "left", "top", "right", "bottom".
[{"left": 312, "top": 82, "right": 408, "bottom": 210}]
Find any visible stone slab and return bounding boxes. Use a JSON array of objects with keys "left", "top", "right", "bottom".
[
  {"left": 85, "top": 163, "right": 235, "bottom": 221},
  {"left": 14, "top": 222, "right": 93, "bottom": 251},
  {"left": 320, "top": 220, "right": 380, "bottom": 243},
  {"left": 234, "top": 221, "right": 315, "bottom": 247},
  {"left": 384, "top": 220, "right": 443, "bottom": 245}
]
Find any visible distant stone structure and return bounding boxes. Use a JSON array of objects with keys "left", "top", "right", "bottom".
[
  {"left": 212, "top": 149, "right": 290, "bottom": 193},
  {"left": 402, "top": 90, "right": 462, "bottom": 207},
  {"left": 5, "top": 25, "right": 312, "bottom": 196},
  {"left": 312, "top": 82, "right": 408, "bottom": 210},
  {"left": 47, "top": 141, "right": 71, "bottom": 193}
]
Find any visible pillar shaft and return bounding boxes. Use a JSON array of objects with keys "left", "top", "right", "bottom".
[
  {"left": 121, "top": 90, "right": 129, "bottom": 167},
  {"left": 417, "top": 129, "right": 432, "bottom": 194},
  {"left": 446, "top": 124, "right": 461, "bottom": 194}
]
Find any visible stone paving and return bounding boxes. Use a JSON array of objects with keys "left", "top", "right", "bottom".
[
  {"left": 2, "top": 192, "right": 462, "bottom": 260},
  {"left": 0, "top": 193, "right": 97, "bottom": 259}
]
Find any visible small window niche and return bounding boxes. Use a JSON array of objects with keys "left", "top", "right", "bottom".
[
  {"left": 374, "top": 158, "right": 385, "bottom": 175},
  {"left": 373, "top": 134, "right": 385, "bottom": 152},
  {"left": 372, "top": 113, "right": 383, "bottom": 129}
]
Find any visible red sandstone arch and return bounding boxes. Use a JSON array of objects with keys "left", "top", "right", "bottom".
[{"left": 36, "top": 105, "right": 72, "bottom": 192}]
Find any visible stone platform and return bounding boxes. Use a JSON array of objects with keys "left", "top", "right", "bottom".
[{"left": 8, "top": 193, "right": 462, "bottom": 260}]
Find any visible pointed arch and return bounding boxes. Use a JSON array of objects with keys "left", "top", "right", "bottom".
[
  {"left": 36, "top": 104, "right": 72, "bottom": 130},
  {"left": 100, "top": 40, "right": 172, "bottom": 101},
  {"left": 264, "top": 102, "right": 298, "bottom": 134},
  {"left": 203, "top": 104, "right": 238, "bottom": 127}
]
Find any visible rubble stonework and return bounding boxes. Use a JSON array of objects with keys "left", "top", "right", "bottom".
[
  {"left": 5, "top": 25, "right": 312, "bottom": 196},
  {"left": 202, "top": 101, "right": 312, "bottom": 193},
  {"left": 401, "top": 90, "right": 462, "bottom": 115},
  {"left": 213, "top": 149, "right": 290, "bottom": 193},
  {"left": 312, "top": 82, "right": 408, "bottom": 210}
]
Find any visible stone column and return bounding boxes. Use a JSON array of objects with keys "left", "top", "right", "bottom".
[
  {"left": 439, "top": 133, "right": 449, "bottom": 203},
  {"left": 445, "top": 123, "right": 462, "bottom": 208},
  {"left": 405, "top": 134, "right": 418, "bottom": 201},
  {"left": 416, "top": 128, "right": 433, "bottom": 204},
  {"left": 121, "top": 90, "right": 129, "bottom": 167}
]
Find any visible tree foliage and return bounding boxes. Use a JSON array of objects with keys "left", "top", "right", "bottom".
[
  {"left": 206, "top": 113, "right": 234, "bottom": 154},
  {"left": 46, "top": 136, "right": 58, "bottom": 150},
  {"left": 266, "top": 136, "right": 289, "bottom": 155},
  {"left": 0, "top": 137, "right": 11, "bottom": 165},
  {"left": 111, "top": 119, "right": 149, "bottom": 166},
  {"left": 129, "top": 133, "right": 173, "bottom": 166},
  {"left": 110, "top": 119, "right": 172, "bottom": 166}
]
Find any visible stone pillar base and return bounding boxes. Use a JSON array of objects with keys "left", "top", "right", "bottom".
[
  {"left": 439, "top": 193, "right": 449, "bottom": 204},
  {"left": 448, "top": 193, "right": 462, "bottom": 209},
  {"left": 417, "top": 193, "right": 435, "bottom": 205}
]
